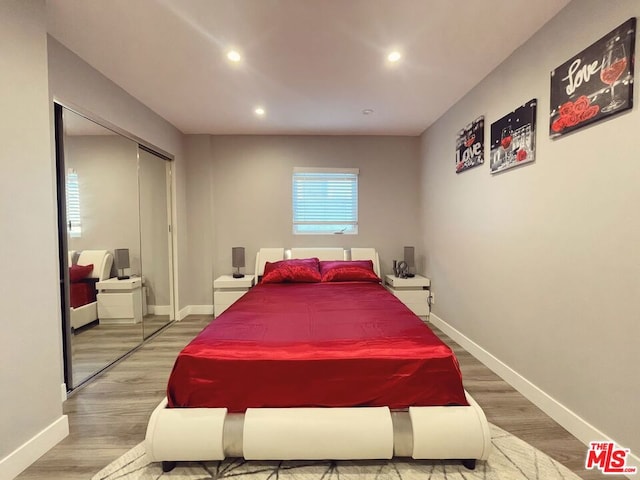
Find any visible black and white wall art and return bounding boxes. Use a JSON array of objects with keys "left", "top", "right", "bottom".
[
  {"left": 490, "top": 99, "right": 537, "bottom": 174},
  {"left": 455, "top": 116, "right": 484, "bottom": 173},
  {"left": 550, "top": 18, "right": 636, "bottom": 138}
]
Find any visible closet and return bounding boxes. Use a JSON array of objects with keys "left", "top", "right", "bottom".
[{"left": 54, "top": 103, "right": 175, "bottom": 390}]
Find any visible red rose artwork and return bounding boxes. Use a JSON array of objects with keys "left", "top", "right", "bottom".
[
  {"left": 551, "top": 96, "right": 600, "bottom": 134},
  {"left": 516, "top": 149, "right": 527, "bottom": 162},
  {"left": 549, "top": 18, "right": 635, "bottom": 138}
]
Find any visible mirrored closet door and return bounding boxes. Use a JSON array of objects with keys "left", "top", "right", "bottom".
[
  {"left": 55, "top": 104, "right": 175, "bottom": 391},
  {"left": 138, "top": 146, "right": 174, "bottom": 339}
]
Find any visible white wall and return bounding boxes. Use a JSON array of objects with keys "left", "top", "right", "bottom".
[
  {"left": 66, "top": 135, "right": 142, "bottom": 273},
  {"left": 47, "top": 37, "right": 188, "bottom": 310},
  {"left": 183, "top": 134, "right": 422, "bottom": 306},
  {"left": 184, "top": 135, "right": 216, "bottom": 308},
  {"left": 419, "top": 0, "right": 639, "bottom": 456},
  {"left": 0, "top": 1, "right": 68, "bottom": 477},
  {"left": 0, "top": 24, "right": 188, "bottom": 478}
]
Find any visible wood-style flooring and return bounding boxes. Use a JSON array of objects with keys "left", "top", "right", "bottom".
[
  {"left": 71, "top": 315, "right": 172, "bottom": 385},
  {"left": 17, "top": 315, "right": 620, "bottom": 479}
]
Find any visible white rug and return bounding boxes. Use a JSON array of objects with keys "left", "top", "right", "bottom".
[{"left": 92, "top": 424, "right": 581, "bottom": 480}]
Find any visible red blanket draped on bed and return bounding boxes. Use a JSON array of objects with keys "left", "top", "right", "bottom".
[
  {"left": 69, "top": 280, "right": 97, "bottom": 308},
  {"left": 167, "top": 282, "right": 468, "bottom": 411}
]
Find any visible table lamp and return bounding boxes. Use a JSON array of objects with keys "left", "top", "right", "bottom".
[
  {"left": 232, "top": 247, "right": 245, "bottom": 278},
  {"left": 114, "top": 248, "right": 130, "bottom": 280}
]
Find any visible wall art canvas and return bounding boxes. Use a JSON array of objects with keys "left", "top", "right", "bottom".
[
  {"left": 490, "top": 99, "right": 537, "bottom": 174},
  {"left": 455, "top": 116, "right": 484, "bottom": 173},
  {"left": 550, "top": 17, "right": 636, "bottom": 138}
]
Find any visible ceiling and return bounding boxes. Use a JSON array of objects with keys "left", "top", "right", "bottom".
[{"left": 47, "top": 0, "right": 570, "bottom": 136}]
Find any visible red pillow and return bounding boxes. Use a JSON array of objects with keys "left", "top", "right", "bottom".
[
  {"left": 263, "top": 258, "right": 319, "bottom": 275},
  {"left": 319, "top": 260, "right": 379, "bottom": 283},
  {"left": 321, "top": 266, "right": 381, "bottom": 283},
  {"left": 319, "top": 260, "right": 374, "bottom": 276},
  {"left": 69, "top": 263, "right": 94, "bottom": 282},
  {"left": 262, "top": 258, "right": 321, "bottom": 283}
]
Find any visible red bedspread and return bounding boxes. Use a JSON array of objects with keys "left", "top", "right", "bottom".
[
  {"left": 167, "top": 282, "right": 467, "bottom": 411},
  {"left": 70, "top": 280, "right": 97, "bottom": 309}
]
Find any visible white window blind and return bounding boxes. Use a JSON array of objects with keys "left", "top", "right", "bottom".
[
  {"left": 292, "top": 168, "right": 359, "bottom": 235},
  {"left": 66, "top": 169, "right": 82, "bottom": 238}
]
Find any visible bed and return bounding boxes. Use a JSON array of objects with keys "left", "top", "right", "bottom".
[
  {"left": 69, "top": 250, "right": 113, "bottom": 329},
  {"left": 145, "top": 247, "right": 491, "bottom": 470}
]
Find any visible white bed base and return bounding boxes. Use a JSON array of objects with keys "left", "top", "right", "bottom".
[
  {"left": 70, "top": 302, "right": 98, "bottom": 329},
  {"left": 145, "top": 391, "right": 491, "bottom": 464},
  {"left": 145, "top": 247, "right": 492, "bottom": 468}
]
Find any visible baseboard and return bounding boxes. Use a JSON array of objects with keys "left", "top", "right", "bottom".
[
  {"left": 178, "top": 306, "right": 190, "bottom": 320},
  {"left": 430, "top": 313, "right": 640, "bottom": 477},
  {"left": 177, "top": 305, "right": 214, "bottom": 320},
  {"left": 0, "top": 415, "right": 69, "bottom": 480},
  {"left": 147, "top": 304, "right": 171, "bottom": 315},
  {"left": 188, "top": 305, "right": 214, "bottom": 315}
]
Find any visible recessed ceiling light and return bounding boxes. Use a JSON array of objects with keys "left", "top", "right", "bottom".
[
  {"left": 387, "top": 51, "right": 402, "bottom": 63},
  {"left": 362, "top": 109, "right": 374, "bottom": 115},
  {"left": 226, "top": 50, "right": 242, "bottom": 62},
  {"left": 254, "top": 107, "right": 265, "bottom": 117}
]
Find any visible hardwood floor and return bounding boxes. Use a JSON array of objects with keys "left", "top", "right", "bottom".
[
  {"left": 71, "top": 314, "right": 172, "bottom": 386},
  {"left": 71, "top": 321, "right": 142, "bottom": 385},
  {"left": 17, "top": 315, "right": 619, "bottom": 479}
]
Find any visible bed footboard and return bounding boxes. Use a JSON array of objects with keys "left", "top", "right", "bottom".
[
  {"left": 145, "top": 391, "right": 491, "bottom": 464},
  {"left": 410, "top": 393, "right": 492, "bottom": 461},
  {"left": 243, "top": 407, "right": 393, "bottom": 459},
  {"left": 145, "top": 398, "right": 226, "bottom": 462}
]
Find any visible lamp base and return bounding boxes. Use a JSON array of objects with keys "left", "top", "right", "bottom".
[
  {"left": 117, "top": 275, "right": 130, "bottom": 280},
  {"left": 232, "top": 273, "right": 245, "bottom": 279}
]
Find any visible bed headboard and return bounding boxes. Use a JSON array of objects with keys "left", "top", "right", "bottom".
[
  {"left": 76, "top": 250, "right": 114, "bottom": 281},
  {"left": 254, "top": 248, "right": 285, "bottom": 277},
  {"left": 255, "top": 247, "right": 381, "bottom": 277},
  {"left": 290, "top": 247, "right": 345, "bottom": 261},
  {"left": 350, "top": 248, "right": 380, "bottom": 276}
]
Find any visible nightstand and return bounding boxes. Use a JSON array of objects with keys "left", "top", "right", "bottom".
[
  {"left": 96, "top": 277, "right": 143, "bottom": 324},
  {"left": 214, "top": 275, "right": 255, "bottom": 317},
  {"left": 385, "top": 274, "right": 431, "bottom": 317}
]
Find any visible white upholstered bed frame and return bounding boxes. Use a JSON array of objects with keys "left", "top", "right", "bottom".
[
  {"left": 70, "top": 250, "right": 113, "bottom": 329},
  {"left": 145, "top": 247, "right": 491, "bottom": 470}
]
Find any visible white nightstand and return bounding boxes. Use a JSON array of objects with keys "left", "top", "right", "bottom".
[
  {"left": 385, "top": 274, "right": 431, "bottom": 318},
  {"left": 214, "top": 275, "right": 255, "bottom": 317},
  {"left": 96, "top": 277, "right": 143, "bottom": 324}
]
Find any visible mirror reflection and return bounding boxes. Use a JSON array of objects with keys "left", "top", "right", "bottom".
[
  {"left": 138, "top": 147, "right": 173, "bottom": 338},
  {"left": 63, "top": 109, "right": 142, "bottom": 387},
  {"left": 59, "top": 106, "right": 174, "bottom": 389}
]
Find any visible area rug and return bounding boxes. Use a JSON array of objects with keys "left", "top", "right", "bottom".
[{"left": 92, "top": 424, "right": 581, "bottom": 479}]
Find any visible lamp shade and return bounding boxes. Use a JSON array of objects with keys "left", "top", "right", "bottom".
[
  {"left": 403, "top": 246, "right": 415, "bottom": 268},
  {"left": 114, "top": 248, "right": 130, "bottom": 270},
  {"left": 232, "top": 247, "right": 245, "bottom": 268}
]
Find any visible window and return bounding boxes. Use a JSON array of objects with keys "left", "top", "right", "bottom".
[
  {"left": 292, "top": 167, "right": 359, "bottom": 235},
  {"left": 66, "top": 169, "right": 82, "bottom": 238}
]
